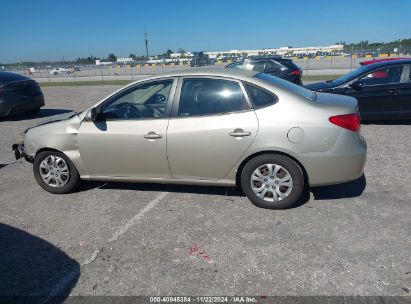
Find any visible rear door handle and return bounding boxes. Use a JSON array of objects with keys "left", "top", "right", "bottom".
[
  {"left": 229, "top": 128, "right": 251, "bottom": 137},
  {"left": 388, "top": 90, "right": 399, "bottom": 94},
  {"left": 144, "top": 132, "right": 162, "bottom": 139}
]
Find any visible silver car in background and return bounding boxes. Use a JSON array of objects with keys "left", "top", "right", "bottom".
[{"left": 13, "top": 68, "right": 367, "bottom": 209}]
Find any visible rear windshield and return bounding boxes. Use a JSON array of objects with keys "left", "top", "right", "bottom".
[
  {"left": 276, "top": 59, "right": 297, "bottom": 69},
  {"left": 255, "top": 73, "right": 316, "bottom": 101}
]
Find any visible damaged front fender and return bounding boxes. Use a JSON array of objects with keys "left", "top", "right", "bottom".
[
  {"left": 12, "top": 143, "right": 34, "bottom": 163},
  {"left": 15, "top": 113, "right": 89, "bottom": 176}
]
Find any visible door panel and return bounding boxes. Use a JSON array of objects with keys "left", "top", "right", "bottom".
[
  {"left": 399, "top": 65, "right": 411, "bottom": 116},
  {"left": 346, "top": 64, "right": 405, "bottom": 118},
  {"left": 167, "top": 111, "right": 258, "bottom": 180},
  {"left": 77, "top": 78, "right": 177, "bottom": 178},
  {"left": 78, "top": 120, "right": 170, "bottom": 178},
  {"left": 345, "top": 84, "right": 402, "bottom": 117},
  {"left": 398, "top": 83, "right": 411, "bottom": 117}
]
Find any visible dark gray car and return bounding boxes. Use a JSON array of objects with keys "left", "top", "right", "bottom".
[{"left": 0, "top": 72, "right": 44, "bottom": 118}]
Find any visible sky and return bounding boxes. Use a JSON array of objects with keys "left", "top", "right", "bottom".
[{"left": 1, "top": 0, "right": 410, "bottom": 63}]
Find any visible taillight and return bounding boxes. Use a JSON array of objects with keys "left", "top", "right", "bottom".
[
  {"left": 291, "top": 69, "right": 300, "bottom": 76},
  {"left": 329, "top": 113, "right": 361, "bottom": 132}
]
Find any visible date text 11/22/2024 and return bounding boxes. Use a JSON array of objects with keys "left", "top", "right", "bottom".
[{"left": 149, "top": 296, "right": 258, "bottom": 303}]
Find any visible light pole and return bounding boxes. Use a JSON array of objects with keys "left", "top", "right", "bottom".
[{"left": 144, "top": 25, "right": 149, "bottom": 59}]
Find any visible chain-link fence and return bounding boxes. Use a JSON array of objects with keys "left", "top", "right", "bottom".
[{"left": 3, "top": 53, "right": 411, "bottom": 83}]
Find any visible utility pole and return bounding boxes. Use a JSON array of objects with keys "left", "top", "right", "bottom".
[{"left": 144, "top": 25, "right": 149, "bottom": 58}]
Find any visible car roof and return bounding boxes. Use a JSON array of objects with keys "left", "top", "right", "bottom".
[
  {"left": 360, "top": 58, "right": 411, "bottom": 69},
  {"left": 144, "top": 67, "right": 259, "bottom": 80},
  {"left": 0, "top": 72, "right": 30, "bottom": 84}
]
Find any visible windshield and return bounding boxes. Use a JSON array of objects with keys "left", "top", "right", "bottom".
[
  {"left": 255, "top": 73, "right": 316, "bottom": 101},
  {"left": 330, "top": 65, "right": 370, "bottom": 86}
]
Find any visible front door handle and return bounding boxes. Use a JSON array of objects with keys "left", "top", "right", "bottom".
[
  {"left": 388, "top": 90, "right": 399, "bottom": 95},
  {"left": 144, "top": 132, "right": 162, "bottom": 139},
  {"left": 229, "top": 128, "right": 251, "bottom": 137}
]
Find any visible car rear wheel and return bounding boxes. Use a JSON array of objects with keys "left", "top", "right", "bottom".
[
  {"left": 241, "top": 154, "right": 304, "bottom": 209},
  {"left": 33, "top": 151, "right": 80, "bottom": 194}
]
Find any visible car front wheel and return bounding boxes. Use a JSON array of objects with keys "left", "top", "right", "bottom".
[
  {"left": 241, "top": 154, "right": 305, "bottom": 209},
  {"left": 33, "top": 151, "right": 80, "bottom": 194}
]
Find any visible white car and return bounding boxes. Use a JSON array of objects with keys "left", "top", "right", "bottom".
[{"left": 49, "top": 68, "right": 71, "bottom": 75}]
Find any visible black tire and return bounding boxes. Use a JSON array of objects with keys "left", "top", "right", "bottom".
[
  {"left": 240, "top": 154, "right": 305, "bottom": 209},
  {"left": 33, "top": 151, "right": 80, "bottom": 194}
]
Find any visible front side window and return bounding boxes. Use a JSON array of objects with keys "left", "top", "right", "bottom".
[
  {"left": 358, "top": 65, "right": 404, "bottom": 86},
  {"left": 178, "top": 78, "right": 248, "bottom": 117},
  {"left": 244, "top": 83, "right": 278, "bottom": 108},
  {"left": 101, "top": 79, "right": 173, "bottom": 120}
]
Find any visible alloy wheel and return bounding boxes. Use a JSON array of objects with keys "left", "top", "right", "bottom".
[
  {"left": 39, "top": 155, "right": 70, "bottom": 187},
  {"left": 250, "top": 163, "right": 293, "bottom": 202}
]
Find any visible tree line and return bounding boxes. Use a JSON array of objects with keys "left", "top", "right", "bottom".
[{"left": 337, "top": 38, "right": 411, "bottom": 53}]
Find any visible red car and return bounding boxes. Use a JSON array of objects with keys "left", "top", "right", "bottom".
[
  {"left": 360, "top": 58, "right": 409, "bottom": 78},
  {"left": 360, "top": 57, "right": 409, "bottom": 66}
]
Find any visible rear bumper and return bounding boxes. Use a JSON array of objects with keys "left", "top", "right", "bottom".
[
  {"left": 298, "top": 133, "right": 367, "bottom": 187},
  {"left": 0, "top": 95, "right": 44, "bottom": 117}
]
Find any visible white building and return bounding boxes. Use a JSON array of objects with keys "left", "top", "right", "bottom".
[
  {"left": 170, "top": 52, "right": 194, "bottom": 58},
  {"left": 196, "top": 44, "right": 344, "bottom": 59},
  {"left": 95, "top": 60, "right": 112, "bottom": 66},
  {"left": 116, "top": 57, "right": 133, "bottom": 63}
]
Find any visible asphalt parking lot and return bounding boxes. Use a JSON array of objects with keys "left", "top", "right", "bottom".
[{"left": 0, "top": 85, "right": 410, "bottom": 299}]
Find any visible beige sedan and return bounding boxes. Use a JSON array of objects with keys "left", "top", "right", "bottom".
[{"left": 13, "top": 68, "right": 367, "bottom": 209}]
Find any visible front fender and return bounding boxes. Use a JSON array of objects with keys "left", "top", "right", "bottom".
[{"left": 23, "top": 115, "right": 89, "bottom": 176}]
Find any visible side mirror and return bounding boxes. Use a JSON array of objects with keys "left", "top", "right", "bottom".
[
  {"left": 349, "top": 81, "right": 364, "bottom": 91},
  {"left": 85, "top": 108, "right": 97, "bottom": 122}
]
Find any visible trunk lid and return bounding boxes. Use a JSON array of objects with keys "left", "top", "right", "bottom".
[{"left": 314, "top": 92, "right": 359, "bottom": 114}]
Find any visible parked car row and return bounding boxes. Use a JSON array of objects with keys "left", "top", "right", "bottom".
[
  {"left": 6, "top": 58, "right": 410, "bottom": 210},
  {"left": 227, "top": 57, "right": 411, "bottom": 120},
  {"left": 12, "top": 68, "right": 366, "bottom": 210}
]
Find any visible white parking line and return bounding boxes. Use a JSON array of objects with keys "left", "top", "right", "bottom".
[
  {"left": 108, "top": 191, "right": 168, "bottom": 242},
  {"left": 45, "top": 191, "right": 169, "bottom": 301}
]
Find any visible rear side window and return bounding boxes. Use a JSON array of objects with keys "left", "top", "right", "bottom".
[
  {"left": 277, "top": 60, "right": 296, "bottom": 69},
  {"left": 358, "top": 65, "right": 404, "bottom": 85},
  {"left": 244, "top": 83, "right": 278, "bottom": 108},
  {"left": 244, "top": 61, "right": 265, "bottom": 72},
  {"left": 265, "top": 60, "right": 284, "bottom": 73},
  {"left": 178, "top": 78, "right": 249, "bottom": 117}
]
